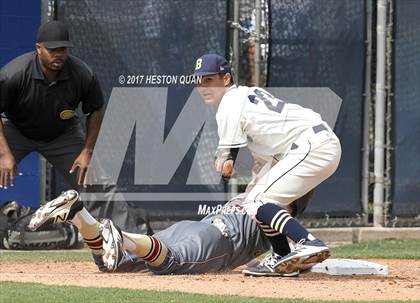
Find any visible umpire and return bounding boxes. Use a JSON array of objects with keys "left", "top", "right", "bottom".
[{"left": 0, "top": 21, "right": 139, "bottom": 232}]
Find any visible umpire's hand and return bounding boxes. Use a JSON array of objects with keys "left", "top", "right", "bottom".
[
  {"left": 0, "top": 151, "right": 22, "bottom": 189},
  {"left": 70, "top": 148, "right": 93, "bottom": 187}
]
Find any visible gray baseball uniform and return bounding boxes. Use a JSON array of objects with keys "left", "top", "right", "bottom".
[{"left": 118, "top": 200, "right": 271, "bottom": 275}]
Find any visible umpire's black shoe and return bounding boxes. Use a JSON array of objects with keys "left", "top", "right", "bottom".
[{"left": 242, "top": 253, "right": 300, "bottom": 277}]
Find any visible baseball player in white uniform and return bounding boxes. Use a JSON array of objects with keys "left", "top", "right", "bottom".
[{"left": 193, "top": 54, "right": 342, "bottom": 276}]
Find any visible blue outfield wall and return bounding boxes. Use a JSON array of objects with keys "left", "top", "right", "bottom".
[
  {"left": 392, "top": 0, "right": 420, "bottom": 216},
  {"left": 0, "top": 0, "right": 41, "bottom": 208},
  {"left": 55, "top": 0, "right": 366, "bottom": 220},
  {"left": 55, "top": 0, "right": 228, "bottom": 220},
  {"left": 268, "top": 0, "right": 365, "bottom": 217}
]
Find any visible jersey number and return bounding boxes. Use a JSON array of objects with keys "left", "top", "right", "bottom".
[{"left": 248, "top": 89, "right": 284, "bottom": 113}]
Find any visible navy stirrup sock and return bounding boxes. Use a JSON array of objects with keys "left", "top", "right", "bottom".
[{"left": 256, "top": 203, "right": 313, "bottom": 243}]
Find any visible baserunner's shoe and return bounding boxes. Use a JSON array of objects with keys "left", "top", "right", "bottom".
[
  {"left": 242, "top": 253, "right": 300, "bottom": 277},
  {"left": 28, "top": 189, "right": 83, "bottom": 231},
  {"left": 274, "top": 239, "right": 330, "bottom": 273},
  {"left": 99, "top": 218, "right": 126, "bottom": 272},
  {"left": 92, "top": 253, "right": 108, "bottom": 272}
]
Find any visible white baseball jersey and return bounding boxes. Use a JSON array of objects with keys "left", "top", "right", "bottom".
[
  {"left": 216, "top": 85, "right": 341, "bottom": 212},
  {"left": 216, "top": 85, "right": 325, "bottom": 157}
]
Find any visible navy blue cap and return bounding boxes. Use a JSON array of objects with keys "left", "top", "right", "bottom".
[
  {"left": 193, "top": 54, "right": 231, "bottom": 76},
  {"left": 37, "top": 21, "right": 73, "bottom": 49}
]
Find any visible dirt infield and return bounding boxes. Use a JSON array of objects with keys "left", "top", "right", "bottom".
[{"left": 1, "top": 259, "right": 419, "bottom": 301}]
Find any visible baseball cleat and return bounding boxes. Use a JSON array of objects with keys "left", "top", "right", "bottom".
[
  {"left": 242, "top": 253, "right": 300, "bottom": 277},
  {"left": 99, "top": 218, "right": 126, "bottom": 272},
  {"left": 28, "top": 189, "right": 83, "bottom": 231},
  {"left": 274, "top": 239, "right": 330, "bottom": 273},
  {"left": 92, "top": 253, "right": 108, "bottom": 272}
]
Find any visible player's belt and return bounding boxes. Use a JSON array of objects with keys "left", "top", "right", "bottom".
[
  {"left": 289, "top": 124, "right": 329, "bottom": 151},
  {"left": 212, "top": 218, "right": 230, "bottom": 238},
  {"left": 312, "top": 123, "right": 328, "bottom": 134}
]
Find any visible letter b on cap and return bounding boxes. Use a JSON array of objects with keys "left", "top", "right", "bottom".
[{"left": 195, "top": 58, "right": 202, "bottom": 70}]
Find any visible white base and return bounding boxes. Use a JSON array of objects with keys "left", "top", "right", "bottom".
[{"left": 310, "top": 258, "right": 388, "bottom": 276}]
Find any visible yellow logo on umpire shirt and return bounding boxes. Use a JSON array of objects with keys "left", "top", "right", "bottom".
[{"left": 60, "top": 109, "right": 76, "bottom": 120}]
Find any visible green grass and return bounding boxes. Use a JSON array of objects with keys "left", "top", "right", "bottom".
[
  {"left": 1, "top": 240, "right": 419, "bottom": 303},
  {"left": 1, "top": 239, "right": 419, "bottom": 262},
  {"left": 330, "top": 239, "right": 420, "bottom": 259},
  {"left": 0, "top": 249, "right": 92, "bottom": 262},
  {"left": 0, "top": 282, "right": 416, "bottom": 303}
]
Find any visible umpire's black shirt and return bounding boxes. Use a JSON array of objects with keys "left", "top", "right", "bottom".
[{"left": 0, "top": 52, "right": 104, "bottom": 141}]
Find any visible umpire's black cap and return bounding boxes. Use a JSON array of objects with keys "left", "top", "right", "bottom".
[
  {"left": 37, "top": 21, "right": 73, "bottom": 49},
  {"left": 193, "top": 54, "right": 231, "bottom": 76}
]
